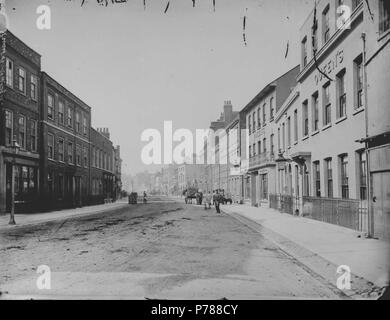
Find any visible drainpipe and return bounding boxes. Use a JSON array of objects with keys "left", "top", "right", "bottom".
[{"left": 362, "top": 32, "right": 373, "bottom": 238}]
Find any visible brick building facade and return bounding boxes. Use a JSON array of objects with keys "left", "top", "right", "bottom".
[
  {"left": 90, "top": 128, "right": 116, "bottom": 205},
  {"left": 40, "top": 72, "right": 92, "bottom": 211},
  {"left": 0, "top": 30, "right": 122, "bottom": 214},
  {"left": 0, "top": 31, "right": 41, "bottom": 213}
]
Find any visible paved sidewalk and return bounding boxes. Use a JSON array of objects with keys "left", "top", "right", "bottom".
[
  {"left": 221, "top": 204, "right": 390, "bottom": 291},
  {"left": 0, "top": 201, "right": 128, "bottom": 231}
]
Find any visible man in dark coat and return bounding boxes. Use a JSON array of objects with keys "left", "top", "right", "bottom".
[{"left": 214, "top": 190, "right": 222, "bottom": 214}]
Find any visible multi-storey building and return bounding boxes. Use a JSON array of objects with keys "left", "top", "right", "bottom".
[
  {"left": 0, "top": 30, "right": 122, "bottom": 214},
  {"left": 203, "top": 101, "right": 238, "bottom": 193},
  {"left": 113, "top": 145, "right": 122, "bottom": 200},
  {"left": 177, "top": 154, "right": 203, "bottom": 193},
  {"left": 361, "top": 0, "right": 390, "bottom": 239},
  {"left": 270, "top": 0, "right": 390, "bottom": 240},
  {"left": 40, "top": 72, "right": 92, "bottom": 210},
  {"left": 161, "top": 164, "right": 179, "bottom": 196},
  {"left": 226, "top": 112, "right": 248, "bottom": 203},
  {"left": 243, "top": 66, "right": 299, "bottom": 207},
  {"left": 90, "top": 128, "right": 116, "bottom": 205},
  {"left": 0, "top": 31, "right": 41, "bottom": 213}
]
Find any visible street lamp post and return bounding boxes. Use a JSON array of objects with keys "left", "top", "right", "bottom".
[{"left": 9, "top": 140, "right": 20, "bottom": 225}]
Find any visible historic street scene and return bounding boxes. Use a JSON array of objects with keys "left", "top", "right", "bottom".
[{"left": 0, "top": 0, "right": 389, "bottom": 300}]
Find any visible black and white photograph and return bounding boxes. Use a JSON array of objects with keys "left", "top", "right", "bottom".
[{"left": 0, "top": 0, "right": 389, "bottom": 305}]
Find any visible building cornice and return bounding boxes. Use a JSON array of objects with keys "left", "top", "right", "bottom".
[{"left": 42, "top": 72, "right": 92, "bottom": 113}]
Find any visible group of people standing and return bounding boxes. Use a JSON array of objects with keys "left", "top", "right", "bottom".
[{"left": 203, "top": 190, "right": 225, "bottom": 214}]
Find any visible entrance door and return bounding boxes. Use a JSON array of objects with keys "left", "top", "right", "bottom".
[
  {"left": 371, "top": 171, "right": 390, "bottom": 240},
  {"left": 75, "top": 176, "right": 81, "bottom": 207},
  {"left": 5, "top": 163, "right": 12, "bottom": 212},
  {"left": 251, "top": 173, "right": 257, "bottom": 206}
]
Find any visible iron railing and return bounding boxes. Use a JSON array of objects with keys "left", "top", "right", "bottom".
[
  {"left": 269, "top": 194, "right": 368, "bottom": 232},
  {"left": 269, "top": 194, "right": 299, "bottom": 215},
  {"left": 302, "top": 196, "right": 368, "bottom": 232}
]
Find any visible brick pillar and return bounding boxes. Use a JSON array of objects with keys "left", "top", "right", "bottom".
[{"left": 0, "top": 149, "right": 6, "bottom": 214}]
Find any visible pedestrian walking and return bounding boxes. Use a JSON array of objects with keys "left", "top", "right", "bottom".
[
  {"left": 214, "top": 190, "right": 221, "bottom": 214},
  {"left": 143, "top": 191, "right": 147, "bottom": 204},
  {"left": 204, "top": 192, "right": 212, "bottom": 210}
]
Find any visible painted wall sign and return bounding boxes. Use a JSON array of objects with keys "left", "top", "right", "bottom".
[{"left": 315, "top": 49, "right": 344, "bottom": 85}]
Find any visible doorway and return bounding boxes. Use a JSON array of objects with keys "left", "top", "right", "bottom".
[{"left": 371, "top": 171, "right": 390, "bottom": 240}]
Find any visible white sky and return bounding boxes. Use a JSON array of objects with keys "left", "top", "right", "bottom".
[{"left": 5, "top": 0, "right": 314, "bottom": 174}]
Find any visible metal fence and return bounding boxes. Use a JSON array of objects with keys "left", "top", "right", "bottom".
[
  {"left": 302, "top": 196, "right": 368, "bottom": 232},
  {"left": 269, "top": 194, "right": 279, "bottom": 210},
  {"left": 269, "top": 194, "right": 299, "bottom": 215},
  {"left": 269, "top": 194, "right": 368, "bottom": 232}
]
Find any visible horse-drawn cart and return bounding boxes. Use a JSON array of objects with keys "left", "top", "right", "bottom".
[{"left": 183, "top": 187, "right": 202, "bottom": 205}]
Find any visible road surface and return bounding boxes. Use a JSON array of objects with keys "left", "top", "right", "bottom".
[{"left": 0, "top": 200, "right": 343, "bottom": 299}]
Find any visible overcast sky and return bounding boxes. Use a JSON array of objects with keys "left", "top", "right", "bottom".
[{"left": 5, "top": 0, "right": 314, "bottom": 175}]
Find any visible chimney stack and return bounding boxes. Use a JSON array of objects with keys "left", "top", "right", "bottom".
[
  {"left": 223, "top": 100, "right": 233, "bottom": 122},
  {"left": 97, "top": 127, "right": 110, "bottom": 140}
]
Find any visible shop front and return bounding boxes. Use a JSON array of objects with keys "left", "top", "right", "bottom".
[{"left": 1, "top": 149, "right": 40, "bottom": 214}]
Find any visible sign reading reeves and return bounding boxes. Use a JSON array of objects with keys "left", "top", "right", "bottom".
[{"left": 315, "top": 49, "right": 344, "bottom": 85}]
